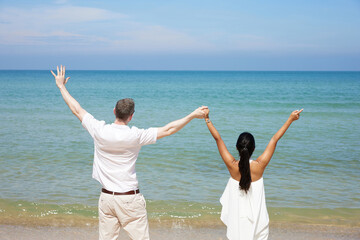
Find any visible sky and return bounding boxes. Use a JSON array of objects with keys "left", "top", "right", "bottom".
[{"left": 0, "top": 0, "right": 359, "bottom": 70}]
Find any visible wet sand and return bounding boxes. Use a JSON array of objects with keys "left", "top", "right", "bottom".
[{"left": 1, "top": 223, "right": 359, "bottom": 240}]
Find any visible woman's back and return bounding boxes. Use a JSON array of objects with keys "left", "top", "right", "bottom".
[
  {"left": 227, "top": 159, "right": 266, "bottom": 183},
  {"left": 204, "top": 109, "right": 302, "bottom": 240},
  {"left": 220, "top": 161, "right": 269, "bottom": 240}
]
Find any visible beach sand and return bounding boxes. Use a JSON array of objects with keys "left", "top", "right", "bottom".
[{"left": 1, "top": 223, "right": 359, "bottom": 240}]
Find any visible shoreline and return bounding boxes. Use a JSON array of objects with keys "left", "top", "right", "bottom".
[
  {"left": 1, "top": 223, "right": 359, "bottom": 240},
  {"left": 1, "top": 198, "right": 359, "bottom": 228}
]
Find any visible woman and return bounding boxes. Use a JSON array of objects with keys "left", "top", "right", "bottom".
[{"left": 204, "top": 109, "right": 303, "bottom": 240}]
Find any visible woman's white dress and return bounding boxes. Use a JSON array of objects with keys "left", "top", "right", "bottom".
[{"left": 220, "top": 166, "right": 269, "bottom": 240}]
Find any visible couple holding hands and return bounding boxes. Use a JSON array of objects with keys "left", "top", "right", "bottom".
[{"left": 52, "top": 66, "right": 302, "bottom": 240}]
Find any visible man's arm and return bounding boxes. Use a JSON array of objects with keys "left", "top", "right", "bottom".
[
  {"left": 51, "top": 65, "right": 87, "bottom": 122},
  {"left": 157, "top": 106, "right": 207, "bottom": 139}
]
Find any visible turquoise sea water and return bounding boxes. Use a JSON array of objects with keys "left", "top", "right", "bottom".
[{"left": 0, "top": 70, "right": 359, "bottom": 226}]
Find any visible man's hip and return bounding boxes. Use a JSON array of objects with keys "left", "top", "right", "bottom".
[{"left": 98, "top": 190, "right": 149, "bottom": 240}]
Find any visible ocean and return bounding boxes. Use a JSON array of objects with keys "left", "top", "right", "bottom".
[{"left": 0, "top": 70, "right": 359, "bottom": 227}]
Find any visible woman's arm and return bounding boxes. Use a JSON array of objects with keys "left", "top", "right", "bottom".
[
  {"left": 256, "top": 109, "right": 303, "bottom": 171},
  {"left": 204, "top": 109, "right": 236, "bottom": 171}
]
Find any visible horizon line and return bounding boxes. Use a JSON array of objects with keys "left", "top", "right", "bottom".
[{"left": 0, "top": 69, "right": 359, "bottom": 72}]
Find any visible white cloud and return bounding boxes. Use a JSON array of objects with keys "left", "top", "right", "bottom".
[
  {"left": 54, "top": 0, "right": 69, "bottom": 4},
  {"left": 0, "top": 6, "right": 124, "bottom": 26},
  {"left": 112, "top": 25, "right": 214, "bottom": 53},
  {"left": 0, "top": 4, "right": 325, "bottom": 56},
  {"left": 0, "top": 5, "right": 214, "bottom": 54},
  {"left": 226, "top": 34, "right": 319, "bottom": 53},
  {"left": 0, "top": 5, "right": 125, "bottom": 45}
]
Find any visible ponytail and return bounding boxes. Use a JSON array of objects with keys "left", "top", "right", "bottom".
[
  {"left": 236, "top": 132, "right": 255, "bottom": 193},
  {"left": 238, "top": 147, "right": 251, "bottom": 193}
]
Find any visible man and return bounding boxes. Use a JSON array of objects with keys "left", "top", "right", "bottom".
[{"left": 51, "top": 66, "right": 207, "bottom": 240}]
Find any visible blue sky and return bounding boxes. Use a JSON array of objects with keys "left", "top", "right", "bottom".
[{"left": 0, "top": 0, "right": 359, "bottom": 70}]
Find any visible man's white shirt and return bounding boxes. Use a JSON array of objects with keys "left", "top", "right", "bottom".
[{"left": 82, "top": 113, "right": 157, "bottom": 192}]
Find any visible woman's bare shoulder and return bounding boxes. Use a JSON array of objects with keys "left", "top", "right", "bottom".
[
  {"left": 250, "top": 160, "right": 264, "bottom": 182},
  {"left": 228, "top": 160, "right": 240, "bottom": 181}
]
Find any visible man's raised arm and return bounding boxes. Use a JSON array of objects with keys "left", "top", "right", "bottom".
[
  {"left": 51, "top": 65, "right": 87, "bottom": 122},
  {"left": 157, "top": 106, "right": 207, "bottom": 139}
]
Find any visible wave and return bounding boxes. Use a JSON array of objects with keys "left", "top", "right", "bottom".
[{"left": 1, "top": 198, "right": 359, "bottom": 228}]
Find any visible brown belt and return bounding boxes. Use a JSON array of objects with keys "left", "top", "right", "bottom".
[{"left": 102, "top": 188, "right": 140, "bottom": 195}]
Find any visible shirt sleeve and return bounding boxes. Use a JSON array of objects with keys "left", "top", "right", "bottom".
[
  {"left": 81, "top": 112, "right": 105, "bottom": 138},
  {"left": 137, "top": 127, "right": 158, "bottom": 146}
]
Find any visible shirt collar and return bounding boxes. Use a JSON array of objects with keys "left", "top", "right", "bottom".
[{"left": 111, "top": 123, "right": 130, "bottom": 129}]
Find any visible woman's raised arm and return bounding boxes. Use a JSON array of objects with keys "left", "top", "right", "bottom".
[
  {"left": 256, "top": 109, "right": 303, "bottom": 172},
  {"left": 204, "top": 109, "right": 237, "bottom": 172}
]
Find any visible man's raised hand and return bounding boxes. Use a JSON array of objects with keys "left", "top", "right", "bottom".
[
  {"left": 51, "top": 65, "right": 70, "bottom": 89},
  {"left": 191, "top": 106, "right": 208, "bottom": 119}
]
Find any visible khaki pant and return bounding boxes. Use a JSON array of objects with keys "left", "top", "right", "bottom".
[{"left": 98, "top": 192, "right": 149, "bottom": 240}]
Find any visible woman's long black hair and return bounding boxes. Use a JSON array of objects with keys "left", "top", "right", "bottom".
[{"left": 236, "top": 132, "right": 255, "bottom": 193}]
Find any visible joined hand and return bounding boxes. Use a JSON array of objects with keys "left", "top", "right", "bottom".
[{"left": 192, "top": 106, "right": 208, "bottom": 119}]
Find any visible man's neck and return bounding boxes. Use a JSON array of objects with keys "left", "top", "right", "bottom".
[{"left": 114, "top": 119, "right": 128, "bottom": 125}]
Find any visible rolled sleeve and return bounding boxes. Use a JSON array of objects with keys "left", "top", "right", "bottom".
[
  {"left": 138, "top": 127, "right": 157, "bottom": 146},
  {"left": 81, "top": 113, "right": 105, "bottom": 138}
]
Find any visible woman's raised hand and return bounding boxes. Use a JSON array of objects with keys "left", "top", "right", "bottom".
[
  {"left": 203, "top": 107, "right": 210, "bottom": 118},
  {"left": 289, "top": 109, "right": 303, "bottom": 122}
]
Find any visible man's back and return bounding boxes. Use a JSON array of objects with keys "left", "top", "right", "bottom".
[{"left": 82, "top": 113, "right": 157, "bottom": 192}]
